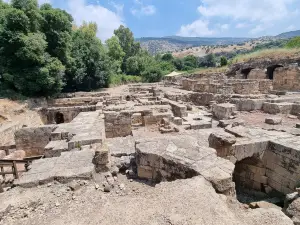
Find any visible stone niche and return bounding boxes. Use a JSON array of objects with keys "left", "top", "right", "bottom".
[
  {"left": 273, "top": 65, "right": 300, "bottom": 91},
  {"left": 248, "top": 68, "right": 267, "bottom": 79},
  {"left": 104, "top": 111, "right": 132, "bottom": 138}
]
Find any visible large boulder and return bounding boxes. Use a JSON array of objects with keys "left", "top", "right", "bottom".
[{"left": 265, "top": 117, "right": 282, "bottom": 125}]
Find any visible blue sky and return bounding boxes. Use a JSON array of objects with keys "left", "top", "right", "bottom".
[{"left": 5, "top": 0, "right": 300, "bottom": 40}]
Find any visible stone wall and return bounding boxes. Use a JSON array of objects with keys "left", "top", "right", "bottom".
[
  {"left": 248, "top": 68, "right": 267, "bottom": 79},
  {"left": 39, "top": 105, "right": 96, "bottom": 124},
  {"left": 15, "top": 125, "right": 57, "bottom": 156},
  {"left": 212, "top": 103, "right": 236, "bottom": 120},
  {"left": 181, "top": 79, "right": 198, "bottom": 91},
  {"left": 104, "top": 111, "right": 132, "bottom": 138},
  {"left": 273, "top": 65, "right": 300, "bottom": 91},
  {"left": 168, "top": 100, "right": 188, "bottom": 117}
]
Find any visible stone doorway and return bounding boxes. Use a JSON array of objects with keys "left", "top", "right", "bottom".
[
  {"left": 267, "top": 65, "right": 283, "bottom": 80},
  {"left": 55, "top": 112, "right": 65, "bottom": 124}
]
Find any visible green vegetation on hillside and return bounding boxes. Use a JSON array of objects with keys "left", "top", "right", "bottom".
[{"left": 0, "top": 0, "right": 174, "bottom": 98}]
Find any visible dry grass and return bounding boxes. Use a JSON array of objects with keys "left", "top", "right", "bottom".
[
  {"left": 231, "top": 48, "right": 300, "bottom": 64},
  {"left": 184, "top": 66, "right": 228, "bottom": 75}
]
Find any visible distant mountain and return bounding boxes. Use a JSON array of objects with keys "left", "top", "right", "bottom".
[
  {"left": 136, "top": 36, "right": 252, "bottom": 55},
  {"left": 276, "top": 30, "right": 300, "bottom": 38},
  {"left": 137, "top": 30, "right": 300, "bottom": 55}
]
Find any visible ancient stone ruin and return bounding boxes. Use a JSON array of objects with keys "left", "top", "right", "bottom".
[{"left": 1, "top": 62, "right": 300, "bottom": 224}]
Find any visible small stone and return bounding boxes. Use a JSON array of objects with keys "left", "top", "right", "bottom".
[
  {"left": 119, "top": 183, "right": 125, "bottom": 190},
  {"left": 296, "top": 188, "right": 300, "bottom": 195},
  {"left": 103, "top": 184, "right": 111, "bottom": 193},
  {"left": 111, "top": 167, "right": 119, "bottom": 177},
  {"left": 288, "top": 115, "right": 298, "bottom": 119},
  {"left": 95, "top": 184, "right": 100, "bottom": 190},
  {"left": 68, "top": 180, "right": 80, "bottom": 191},
  {"left": 72, "top": 195, "right": 76, "bottom": 200},
  {"left": 265, "top": 117, "right": 282, "bottom": 125},
  {"left": 106, "top": 177, "right": 115, "bottom": 186},
  {"left": 113, "top": 176, "right": 118, "bottom": 181},
  {"left": 130, "top": 179, "right": 133, "bottom": 182},
  {"left": 55, "top": 202, "right": 60, "bottom": 207},
  {"left": 47, "top": 183, "right": 52, "bottom": 187}
]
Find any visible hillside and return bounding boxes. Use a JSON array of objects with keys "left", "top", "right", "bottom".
[
  {"left": 137, "top": 36, "right": 251, "bottom": 55},
  {"left": 137, "top": 30, "right": 300, "bottom": 55}
]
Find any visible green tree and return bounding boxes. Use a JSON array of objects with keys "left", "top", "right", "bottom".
[
  {"left": 142, "top": 65, "right": 163, "bottom": 83},
  {"left": 11, "top": 0, "right": 42, "bottom": 32},
  {"left": 106, "top": 35, "right": 125, "bottom": 73},
  {"left": 161, "top": 53, "right": 174, "bottom": 61},
  {"left": 0, "top": 5, "right": 64, "bottom": 96},
  {"left": 40, "top": 4, "right": 73, "bottom": 64},
  {"left": 65, "top": 22, "right": 111, "bottom": 91},
  {"left": 173, "top": 58, "right": 184, "bottom": 70},
  {"left": 183, "top": 55, "right": 198, "bottom": 70},
  {"left": 286, "top": 37, "right": 300, "bottom": 48},
  {"left": 220, "top": 56, "right": 228, "bottom": 66}
]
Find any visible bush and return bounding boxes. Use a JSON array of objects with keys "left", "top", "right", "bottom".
[
  {"left": 220, "top": 56, "right": 228, "bottom": 66},
  {"left": 109, "top": 74, "right": 141, "bottom": 86},
  {"left": 142, "top": 65, "right": 163, "bottom": 83}
]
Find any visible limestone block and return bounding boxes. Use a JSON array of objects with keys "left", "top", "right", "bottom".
[
  {"left": 265, "top": 117, "right": 282, "bottom": 125},
  {"left": 173, "top": 117, "right": 183, "bottom": 125},
  {"left": 212, "top": 103, "right": 236, "bottom": 120},
  {"left": 93, "top": 143, "right": 110, "bottom": 173},
  {"left": 0, "top": 150, "right": 6, "bottom": 159}
]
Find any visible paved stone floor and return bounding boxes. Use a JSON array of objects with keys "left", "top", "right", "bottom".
[{"left": 15, "top": 149, "right": 95, "bottom": 187}]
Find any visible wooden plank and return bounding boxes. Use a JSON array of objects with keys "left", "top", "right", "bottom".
[
  {"left": 0, "top": 166, "right": 4, "bottom": 179},
  {"left": 12, "top": 161, "right": 19, "bottom": 179},
  {"left": 0, "top": 171, "right": 14, "bottom": 175},
  {"left": 0, "top": 182, "right": 3, "bottom": 193}
]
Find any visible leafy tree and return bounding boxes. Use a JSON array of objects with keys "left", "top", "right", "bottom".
[
  {"left": 159, "top": 61, "right": 174, "bottom": 73},
  {"left": 161, "top": 53, "right": 174, "bottom": 61},
  {"left": 65, "top": 22, "right": 111, "bottom": 91},
  {"left": 106, "top": 35, "right": 125, "bottom": 73},
  {"left": 183, "top": 55, "right": 198, "bottom": 70},
  {"left": 173, "top": 58, "right": 184, "bottom": 70},
  {"left": 0, "top": 5, "right": 64, "bottom": 96},
  {"left": 11, "top": 0, "right": 42, "bottom": 32},
  {"left": 40, "top": 4, "right": 73, "bottom": 64},
  {"left": 199, "top": 53, "right": 216, "bottom": 67},
  {"left": 142, "top": 65, "right": 163, "bottom": 83},
  {"left": 220, "top": 56, "right": 228, "bottom": 66}
]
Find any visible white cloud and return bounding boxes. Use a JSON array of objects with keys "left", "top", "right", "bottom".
[
  {"left": 220, "top": 24, "right": 229, "bottom": 30},
  {"left": 131, "top": 0, "right": 156, "bottom": 16},
  {"left": 198, "top": 0, "right": 296, "bottom": 23},
  {"left": 235, "top": 23, "right": 248, "bottom": 29},
  {"left": 286, "top": 25, "right": 296, "bottom": 31},
  {"left": 250, "top": 25, "right": 265, "bottom": 34},
  {"left": 67, "top": 0, "right": 124, "bottom": 41},
  {"left": 177, "top": 19, "right": 215, "bottom": 37},
  {"left": 3, "top": 0, "right": 51, "bottom": 3}
]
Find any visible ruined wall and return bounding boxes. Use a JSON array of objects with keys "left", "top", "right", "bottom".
[
  {"left": 212, "top": 103, "right": 236, "bottom": 120},
  {"left": 168, "top": 100, "right": 188, "bottom": 117},
  {"left": 15, "top": 125, "right": 57, "bottom": 156},
  {"left": 104, "top": 111, "right": 132, "bottom": 138},
  {"left": 229, "top": 80, "right": 260, "bottom": 95},
  {"left": 273, "top": 65, "right": 300, "bottom": 91},
  {"left": 39, "top": 105, "right": 96, "bottom": 124},
  {"left": 181, "top": 79, "right": 198, "bottom": 91},
  {"left": 234, "top": 157, "right": 268, "bottom": 191},
  {"left": 248, "top": 68, "right": 267, "bottom": 79}
]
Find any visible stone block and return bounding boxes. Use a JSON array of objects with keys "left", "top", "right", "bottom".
[
  {"left": 212, "top": 103, "right": 236, "bottom": 120},
  {"left": 265, "top": 117, "right": 282, "bottom": 125}
]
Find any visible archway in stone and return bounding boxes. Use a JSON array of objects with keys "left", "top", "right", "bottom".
[
  {"left": 267, "top": 65, "right": 283, "bottom": 80},
  {"left": 55, "top": 112, "right": 65, "bottom": 124},
  {"left": 233, "top": 157, "right": 269, "bottom": 204},
  {"left": 126, "top": 95, "right": 131, "bottom": 101},
  {"left": 241, "top": 68, "right": 254, "bottom": 79}
]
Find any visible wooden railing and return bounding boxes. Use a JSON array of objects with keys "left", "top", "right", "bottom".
[{"left": 0, "top": 155, "right": 44, "bottom": 193}]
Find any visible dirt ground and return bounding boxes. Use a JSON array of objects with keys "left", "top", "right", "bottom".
[{"left": 0, "top": 175, "right": 293, "bottom": 225}]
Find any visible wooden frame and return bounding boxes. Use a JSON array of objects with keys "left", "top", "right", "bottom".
[{"left": 0, "top": 155, "right": 44, "bottom": 193}]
